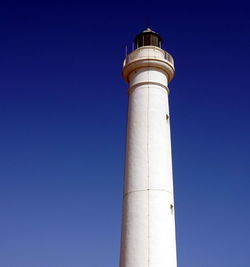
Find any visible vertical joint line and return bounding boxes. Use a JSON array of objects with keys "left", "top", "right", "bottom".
[{"left": 147, "top": 52, "right": 150, "bottom": 267}]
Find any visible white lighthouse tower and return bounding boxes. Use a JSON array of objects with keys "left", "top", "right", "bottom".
[{"left": 119, "top": 28, "right": 177, "bottom": 267}]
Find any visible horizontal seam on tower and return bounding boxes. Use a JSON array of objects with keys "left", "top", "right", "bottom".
[
  {"left": 128, "top": 81, "right": 169, "bottom": 95},
  {"left": 123, "top": 189, "right": 173, "bottom": 198}
]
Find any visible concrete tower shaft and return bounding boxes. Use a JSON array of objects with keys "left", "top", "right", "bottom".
[{"left": 119, "top": 29, "right": 177, "bottom": 267}]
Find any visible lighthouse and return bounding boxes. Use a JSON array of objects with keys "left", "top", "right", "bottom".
[{"left": 119, "top": 29, "right": 177, "bottom": 267}]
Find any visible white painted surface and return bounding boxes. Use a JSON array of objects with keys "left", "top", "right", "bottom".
[{"left": 120, "top": 46, "right": 177, "bottom": 267}]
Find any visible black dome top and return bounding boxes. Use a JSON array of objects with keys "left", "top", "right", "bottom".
[{"left": 134, "top": 28, "right": 163, "bottom": 49}]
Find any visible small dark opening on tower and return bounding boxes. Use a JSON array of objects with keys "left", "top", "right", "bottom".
[{"left": 170, "top": 204, "right": 174, "bottom": 214}]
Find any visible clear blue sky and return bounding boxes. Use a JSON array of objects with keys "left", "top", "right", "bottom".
[{"left": 0, "top": 0, "right": 250, "bottom": 266}]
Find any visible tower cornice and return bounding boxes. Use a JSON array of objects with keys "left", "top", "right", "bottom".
[{"left": 122, "top": 46, "right": 175, "bottom": 83}]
